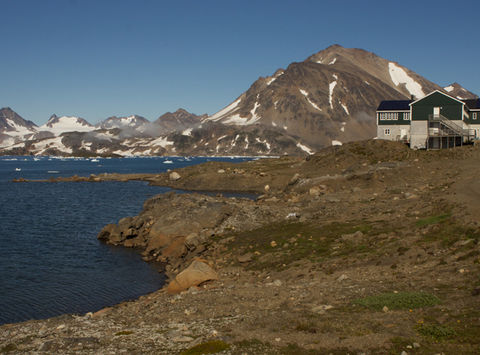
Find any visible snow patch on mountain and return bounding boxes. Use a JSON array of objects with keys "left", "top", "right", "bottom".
[
  {"left": 332, "top": 140, "right": 342, "bottom": 146},
  {"left": 41, "top": 116, "right": 94, "bottom": 136},
  {"left": 33, "top": 137, "right": 73, "bottom": 155},
  {"left": 299, "top": 89, "right": 322, "bottom": 111},
  {"left": 182, "top": 128, "right": 193, "bottom": 136},
  {"left": 329, "top": 79, "right": 338, "bottom": 109},
  {"left": 388, "top": 62, "right": 425, "bottom": 99},
  {"left": 150, "top": 136, "right": 174, "bottom": 148},
  {"left": 444, "top": 85, "right": 454, "bottom": 92},
  {"left": 296, "top": 142, "right": 314, "bottom": 155},
  {"left": 340, "top": 102, "right": 349, "bottom": 115},
  {"left": 329, "top": 58, "right": 337, "bottom": 65},
  {"left": 208, "top": 98, "right": 241, "bottom": 121}
]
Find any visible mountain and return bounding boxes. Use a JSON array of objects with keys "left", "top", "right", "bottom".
[
  {"left": 1, "top": 45, "right": 477, "bottom": 156},
  {"left": 443, "top": 82, "right": 478, "bottom": 100},
  {"left": 0, "top": 107, "right": 38, "bottom": 147},
  {"left": 204, "top": 44, "right": 477, "bottom": 149},
  {"left": 40, "top": 114, "right": 95, "bottom": 136},
  {"left": 97, "top": 115, "right": 150, "bottom": 131},
  {"left": 153, "top": 109, "right": 206, "bottom": 135}
]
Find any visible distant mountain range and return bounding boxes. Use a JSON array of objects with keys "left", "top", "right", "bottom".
[{"left": 1, "top": 45, "right": 477, "bottom": 157}]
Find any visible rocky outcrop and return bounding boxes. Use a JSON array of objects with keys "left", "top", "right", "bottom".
[{"left": 97, "top": 191, "right": 289, "bottom": 279}]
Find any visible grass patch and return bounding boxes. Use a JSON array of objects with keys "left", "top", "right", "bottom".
[
  {"left": 416, "top": 323, "right": 456, "bottom": 340},
  {"left": 353, "top": 291, "right": 440, "bottom": 311},
  {"left": 221, "top": 220, "right": 378, "bottom": 270},
  {"left": 180, "top": 340, "right": 230, "bottom": 355},
  {"left": 416, "top": 213, "right": 451, "bottom": 227},
  {"left": 114, "top": 330, "right": 134, "bottom": 336},
  {"left": 295, "top": 321, "right": 317, "bottom": 334}
]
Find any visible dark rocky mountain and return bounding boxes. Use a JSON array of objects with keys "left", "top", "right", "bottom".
[
  {"left": 153, "top": 108, "right": 206, "bottom": 135},
  {"left": 0, "top": 107, "right": 37, "bottom": 132},
  {"left": 204, "top": 44, "right": 477, "bottom": 149}
]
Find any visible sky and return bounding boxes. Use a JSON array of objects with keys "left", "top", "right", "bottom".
[{"left": 1, "top": 0, "right": 479, "bottom": 125}]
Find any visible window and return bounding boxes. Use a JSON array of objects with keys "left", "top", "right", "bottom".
[
  {"left": 473, "top": 112, "right": 478, "bottom": 120},
  {"left": 384, "top": 128, "right": 391, "bottom": 135},
  {"left": 404, "top": 112, "right": 410, "bottom": 120}
]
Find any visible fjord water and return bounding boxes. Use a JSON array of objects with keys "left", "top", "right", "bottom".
[{"left": 0, "top": 156, "right": 250, "bottom": 325}]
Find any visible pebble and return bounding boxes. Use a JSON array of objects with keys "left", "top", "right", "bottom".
[{"left": 337, "top": 274, "right": 348, "bottom": 282}]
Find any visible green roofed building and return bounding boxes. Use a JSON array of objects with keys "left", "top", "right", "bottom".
[{"left": 376, "top": 90, "right": 480, "bottom": 149}]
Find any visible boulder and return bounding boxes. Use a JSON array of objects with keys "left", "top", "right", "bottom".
[
  {"left": 97, "top": 224, "right": 123, "bottom": 244},
  {"left": 169, "top": 172, "right": 181, "bottom": 181},
  {"left": 167, "top": 259, "right": 218, "bottom": 294}
]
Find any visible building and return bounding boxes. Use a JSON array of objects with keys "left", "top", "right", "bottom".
[{"left": 377, "top": 90, "right": 480, "bottom": 149}]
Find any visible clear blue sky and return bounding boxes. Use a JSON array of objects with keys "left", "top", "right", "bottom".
[{"left": 1, "top": 0, "right": 479, "bottom": 125}]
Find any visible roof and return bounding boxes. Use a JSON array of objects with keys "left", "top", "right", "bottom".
[
  {"left": 410, "top": 90, "right": 466, "bottom": 106},
  {"left": 463, "top": 99, "right": 480, "bottom": 110},
  {"left": 377, "top": 100, "right": 412, "bottom": 111}
]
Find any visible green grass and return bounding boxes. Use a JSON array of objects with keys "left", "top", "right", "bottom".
[
  {"left": 416, "top": 323, "right": 456, "bottom": 340},
  {"left": 353, "top": 291, "right": 441, "bottom": 311},
  {"left": 416, "top": 213, "right": 451, "bottom": 227},
  {"left": 220, "top": 221, "right": 377, "bottom": 270},
  {"left": 180, "top": 340, "right": 230, "bottom": 355}
]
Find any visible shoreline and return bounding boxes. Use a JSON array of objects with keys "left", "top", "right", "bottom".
[{"left": 2, "top": 140, "right": 480, "bottom": 354}]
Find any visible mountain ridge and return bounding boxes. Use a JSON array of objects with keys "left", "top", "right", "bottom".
[{"left": 1, "top": 45, "right": 478, "bottom": 156}]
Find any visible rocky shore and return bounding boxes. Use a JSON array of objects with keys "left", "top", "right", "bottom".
[{"left": 2, "top": 140, "right": 480, "bottom": 354}]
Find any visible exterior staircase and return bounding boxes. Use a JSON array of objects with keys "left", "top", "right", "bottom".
[{"left": 428, "top": 114, "right": 474, "bottom": 139}]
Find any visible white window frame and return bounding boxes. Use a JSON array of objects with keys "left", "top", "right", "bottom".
[
  {"left": 473, "top": 112, "right": 478, "bottom": 120},
  {"left": 384, "top": 128, "right": 391, "bottom": 135},
  {"left": 404, "top": 112, "right": 410, "bottom": 120}
]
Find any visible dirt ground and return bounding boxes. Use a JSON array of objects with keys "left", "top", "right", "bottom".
[{"left": 2, "top": 140, "right": 480, "bottom": 354}]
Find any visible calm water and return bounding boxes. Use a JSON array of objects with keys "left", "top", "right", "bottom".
[{"left": 0, "top": 155, "right": 251, "bottom": 325}]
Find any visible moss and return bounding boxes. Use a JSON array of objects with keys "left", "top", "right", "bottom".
[
  {"left": 353, "top": 291, "right": 441, "bottom": 311},
  {"left": 416, "top": 323, "right": 456, "bottom": 340},
  {"left": 416, "top": 213, "right": 451, "bottom": 227},
  {"left": 180, "top": 340, "right": 230, "bottom": 355},
  {"left": 221, "top": 220, "right": 378, "bottom": 270}
]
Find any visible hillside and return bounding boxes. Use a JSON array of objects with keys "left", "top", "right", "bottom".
[{"left": 4, "top": 140, "right": 480, "bottom": 353}]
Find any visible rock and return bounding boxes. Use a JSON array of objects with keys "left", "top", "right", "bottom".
[
  {"left": 264, "top": 184, "right": 270, "bottom": 192},
  {"left": 270, "top": 240, "right": 277, "bottom": 247},
  {"left": 413, "top": 342, "right": 421, "bottom": 348},
  {"left": 217, "top": 169, "right": 225, "bottom": 174},
  {"left": 273, "top": 279, "right": 282, "bottom": 287},
  {"left": 288, "top": 173, "right": 300, "bottom": 185},
  {"left": 341, "top": 230, "right": 364, "bottom": 241},
  {"left": 167, "top": 259, "right": 218, "bottom": 294},
  {"left": 169, "top": 172, "right": 181, "bottom": 181},
  {"left": 382, "top": 306, "right": 389, "bottom": 313},
  {"left": 311, "top": 305, "right": 333, "bottom": 314},
  {"left": 400, "top": 351, "right": 408, "bottom": 355},
  {"left": 337, "top": 274, "right": 348, "bottom": 282},
  {"left": 97, "top": 224, "right": 122, "bottom": 244},
  {"left": 237, "top": 253, "right": 253, "bottom": 263},
  {"left": 309, "top": 185, "right": 327, "bottom": 196},
  {"left": 185, "top": 233, "right": 204, "bottom": 251}
]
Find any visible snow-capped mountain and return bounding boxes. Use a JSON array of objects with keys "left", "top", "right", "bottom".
[
  {"left": 97, "top": 115, "right": 149, "bottom": 131},
  {"left": 204, "top": 44, "right": 477, "bottom": 149},
  {"left": 0, "top": 107, "right": 38, "bottom": 147},
  {"left": 1, "top": 45, "right": 477, "bottom": 157},
  {"left": 40, "top": 114, "right": 95, "bottom": 136}
]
